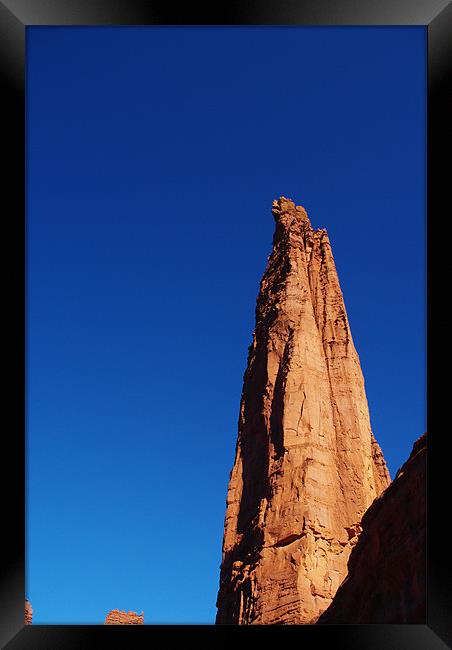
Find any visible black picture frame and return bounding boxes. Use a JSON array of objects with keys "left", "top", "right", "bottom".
[{"left": 1, "top": 1, "right": 450, "bottom": 647}]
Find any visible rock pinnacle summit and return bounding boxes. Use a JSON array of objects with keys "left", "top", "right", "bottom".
[{"left": 216, "top": 197, "right": 390, "bottom": 625}]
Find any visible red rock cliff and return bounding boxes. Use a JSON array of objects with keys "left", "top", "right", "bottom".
[
  {"left": 216, "top": 197, "right": 390, "bottom": 624},
  {"left": 317, "top": 433, "right": 426, "bottom": 624},
  {"left": 104, "top": 609, "right": 144, "bottom": 624}
]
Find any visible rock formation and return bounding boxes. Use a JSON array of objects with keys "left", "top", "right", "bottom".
[
  {"left": 24, "top": 599, "right": 32, "bottom": 625},
  {"left": 104, "top": 609, "right": 144, "bottom": 624},
  {"left": 317, "top": 433, "right": 426, "bottom": 624},
  {"left": 216, "top": 197, "right": 390, "bottom": 625}
]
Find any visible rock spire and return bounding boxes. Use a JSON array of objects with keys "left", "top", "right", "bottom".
[{"left": 216, "top": 197, "right": 390, "bottom": 624}]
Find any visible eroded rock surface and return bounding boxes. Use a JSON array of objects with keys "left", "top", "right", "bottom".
[
  {"left": 317, "top": 433, "right": 426, "bottom": 624},
  {"left": 216, "top": 197, "right": 390, "bottom": 625},
  {"left": 24, "top": 599, "right": 32, "bottom": 625},
  {"left": 104, "top": 609, "right": 144, "bottom": 624}
]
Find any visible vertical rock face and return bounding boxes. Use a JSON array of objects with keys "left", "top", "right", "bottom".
[
  {"left": 317, "top": 433, "right": 426, "bottom": 624},
  {"left": 24, "top": 599, "right": 32, "bottom": 625},
  {"left": 216, "top": 197, "right": 390, "bottom": 625},
  {"left": 104, "top": 609, "right": 144, "bottom": 624}
]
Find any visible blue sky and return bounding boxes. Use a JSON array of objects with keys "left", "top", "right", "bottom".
[{"left": 26, "top": 26, "right": 426, "bottom": 624}]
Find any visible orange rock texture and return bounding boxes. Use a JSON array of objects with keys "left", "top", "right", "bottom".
[
  {"left": 24, "top": 599, "right": 32, "bottom": 625},
  {"left": 317, "top": 433, "right": 426, "bottom": 624},
  {"left": 104, "top": 609, "right": 144, "bottom": 624},
  {"left": 216, "top": 197, "right": 390, "bottom": 624}
]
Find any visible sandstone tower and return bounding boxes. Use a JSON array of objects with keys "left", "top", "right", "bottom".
[{"left": 216, "top": 197, "right": 390, "bottom": 624}]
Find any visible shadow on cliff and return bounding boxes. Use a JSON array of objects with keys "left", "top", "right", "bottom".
[
  {"left": 317, "top": 433, "right": 427, "bottom": 624},
  {"left": 236, "top": 325, "right": 289, "bottom": 535}
]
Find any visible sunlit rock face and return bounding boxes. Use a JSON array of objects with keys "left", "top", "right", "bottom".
[
  {"left": 104, "top": 609, "right": 144, "bottom": 624},
  {"left": 216, "top": 197, "right": 390, "bottom": 625},
  {"left": 25, "top": 599, "right": 32, "bottom": 625}
]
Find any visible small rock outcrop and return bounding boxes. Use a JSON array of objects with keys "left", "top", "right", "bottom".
[
  {"left": 24, "top": 599, "right": 32, "bottom": 625},
  {"left": 317, "top": 433, "right": 426, "bottom": 624},
  {"left": 104, "top": 609, "right": 144, "bottom": 624},
  {"left": 216, "top": 197, "right": 390, "bottom": 624}
]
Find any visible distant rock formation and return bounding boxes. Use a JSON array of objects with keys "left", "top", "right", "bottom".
[
  {"left": 216, "top": 197, "right": 390, "bottom": 625},
  {"left": 23, "top": 601, "right": 146, "bottom": 624},
  {"left": 24, "top": 599, "right": 32, "bottom": 625},
  {"left": 317, "top": 433, "right": 426, "bottom": 624},
  {"left": 104, "top": 609, "right": 144, "bottom": 624}
]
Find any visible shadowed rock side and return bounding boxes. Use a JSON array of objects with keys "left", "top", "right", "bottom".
[
  {"left": 216, "top": 197, "right": 390, "bottom": 625},
  {"left": 104, "top": 609, "right": 144, "bottom": 624},
  {"left": 317, "top": 433, "right": 426, "bottom": 624},
  {"left": 24, "top": 599, "right": 32, "bottom": 625}
]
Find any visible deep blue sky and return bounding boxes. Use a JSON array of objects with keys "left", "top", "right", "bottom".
[{"left": 26, "top": 26, "right": 426, "bottom": 624}]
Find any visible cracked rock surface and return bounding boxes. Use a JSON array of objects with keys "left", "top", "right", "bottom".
[{"left": 216, "top": 197, "right": 390, "bottom": 625}]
